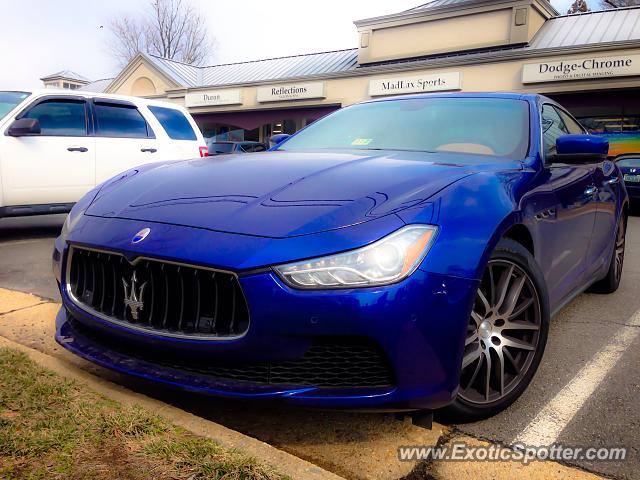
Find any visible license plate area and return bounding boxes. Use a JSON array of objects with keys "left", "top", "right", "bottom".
[{"left": 623, "top": 174, "right": 640, "bottom": 183}]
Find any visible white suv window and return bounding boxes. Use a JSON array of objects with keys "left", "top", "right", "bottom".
[
  {"left": 148, "top": 105, "right": 197, "bottom": 140},
  {"left": 94, "top": 103, "right": 152, "bottom": 138},
  {"left": 22, "top": 99, "right": 87, "bottom": 136}
]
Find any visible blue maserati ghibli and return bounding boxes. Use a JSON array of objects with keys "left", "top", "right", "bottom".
[{"left": 53, "top": 93, "right": 628, "bottom": 421}]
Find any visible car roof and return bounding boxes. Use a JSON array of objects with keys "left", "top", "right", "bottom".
[
  {"left": 4, "top": 89, "right": 188, "bottom": 111},
  {"left": 365, "top": 91, "right": 542, "bottom": 104}
]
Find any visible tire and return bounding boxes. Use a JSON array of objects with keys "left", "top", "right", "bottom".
[
  {"left": 588, "top": 214, "right": 626, "bottom": 294},
  {"left": 438, "top": 238, "right": 550, "bottom": 423}
]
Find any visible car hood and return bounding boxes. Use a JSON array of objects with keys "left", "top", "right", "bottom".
[{"left": 86, "top": 150, "right": 516, "bottom": 238}]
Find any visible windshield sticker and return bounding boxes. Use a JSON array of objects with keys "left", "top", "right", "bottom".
[{"left": 351, "top": 138, "right": 373, "bottom": 146}]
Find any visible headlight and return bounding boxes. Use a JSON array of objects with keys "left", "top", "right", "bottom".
[{"left": 274, "top": 225, "right": 438, "bottom": 289}]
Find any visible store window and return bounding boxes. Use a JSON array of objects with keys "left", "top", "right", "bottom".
[{"left": 577, "top": 116, "right": 640, "bottom": 133}]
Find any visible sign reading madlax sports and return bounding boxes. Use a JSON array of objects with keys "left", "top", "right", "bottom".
[
  {"left": 185, "top": 89, "right": 242, "bottom": 107},
  {"left": 368, "top": 72, "right": 462, "bottom": 96},
  {"left": 257, "top": 82, "right": 326, "bottom": 103},
  {"left": 522, "top": 54, "right": 640, "bottom": 83}
]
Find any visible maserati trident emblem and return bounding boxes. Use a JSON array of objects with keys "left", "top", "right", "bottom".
[
  {"left": 123, "top": 272, "right": 147, "bottom": 320},
  {"left": 132, "top": 228, "right": 151, "bottom": 244}
]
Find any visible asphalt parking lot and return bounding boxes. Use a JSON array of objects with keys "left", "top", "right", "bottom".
[{"left": 1, "top": 213, "right": 639, "bottom": 479}]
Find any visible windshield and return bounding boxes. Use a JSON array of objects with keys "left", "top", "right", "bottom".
[
  {"left": 279, "top": 97, "right": 530, "bottom": 160},
  {"left": 0, "top": 91, "right": 30, "bottom": 121}
]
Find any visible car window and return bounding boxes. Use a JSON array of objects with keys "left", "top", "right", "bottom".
[
  {"left": 23, "top": 99, "right": 87, "bottom": 136},
  {"left": 249, "top": 143, "right": 267, "bottom": 153},
  {"left": 210, "top": 143, "right": 234, "bottom": 153},
  {"left": 0, "top": 91, "right": 30, "bottom": 121},
  {"left": 147, "top": 106, "right": 197, "bottom": 140},
  {"left": 279, "top": 98, "right": 531, "bottom": 160},
  {"left": 555, "top": 107, "right": 584, "bottom": 135},
  {"left": 94, "top": 104, "right": 150, "bottom": 138},
  {"left": 617, "top": 157, "right": 640, "bottom": 168},
  {"left": 541, "top": 104, "right": 569, "bottom": 156}
]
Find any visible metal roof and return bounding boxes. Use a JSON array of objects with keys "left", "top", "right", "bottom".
[
  {"left": 408, "top": 0, "right": 490, "bottom": 11},
  {"left": 78, "top": 78, "right": 114, "bottom": 93},
  {"left": 40, "top": 70, "right": 91, "bottom": 82},
  {"left": 528, "top": 8, "right": 640, "bottom": 49},
  {"left": 139, "top": 7, "right": 640, "bottom": 91},
  {"left": 200, "top": 49, "right": 358, "bottom": 86},
  {"left": 144, "top": 49, "right": 358, "bottom": 89}
]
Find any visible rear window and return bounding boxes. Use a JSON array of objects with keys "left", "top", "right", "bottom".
[
  {"left": 148, "top": 105, "right": 197, "bottom": 140},
  {"left": 94, "top": 104, "right": 150, "bottom": 138},
  {"left": 210, "top": 143, "right": 234, "bottom": 153}
]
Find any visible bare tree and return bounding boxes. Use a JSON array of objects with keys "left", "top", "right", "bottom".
[
  {"left": 600, "top": 0, "right": 640, "bottom": 8},
  {"left": 107, "top": 0, "right": 214, "bottom": 67},
  {"left": 567, "top": 0, "right": 590, "bottom": 13}
]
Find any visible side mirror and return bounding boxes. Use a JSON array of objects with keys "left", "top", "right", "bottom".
[
  {"left": 551, "top": 134, "right": 608, "bottom": 164},
  {"left": 7, "top": 118, "right": 41, "bottom": 137},
  {"left": 270, "top": 133, "right": 290, "bottom": 147}
]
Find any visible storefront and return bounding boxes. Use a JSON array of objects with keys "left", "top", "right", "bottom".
[{"left": 105, "top": 0, "right": 640, "bottom": 152}]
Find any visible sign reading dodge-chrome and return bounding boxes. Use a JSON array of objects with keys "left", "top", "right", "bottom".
[{"left": 522, "top": 55, "right": 640, "bottom": 83}]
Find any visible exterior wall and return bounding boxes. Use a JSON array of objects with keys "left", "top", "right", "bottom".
[
  {"left": 355, "top": 0, "right": 555, "bottom": 64},
  {"left": 109, "top": 61, "right": 175, "bottom": 97},
  {"left": 366, "top": 9, "right": 513, "bottom": 62}
]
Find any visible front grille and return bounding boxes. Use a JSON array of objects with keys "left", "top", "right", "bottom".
[
  {"left": 67, "top": 317, "right": 395, "bottom": 388},
  {"left": 67, "top": 247, "right": 249, "bottom": 338}
]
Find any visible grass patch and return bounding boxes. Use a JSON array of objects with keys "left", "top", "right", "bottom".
[{"left": 0, "top": 347, "right": 286, "bottom": 480}]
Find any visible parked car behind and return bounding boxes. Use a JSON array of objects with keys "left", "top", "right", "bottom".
[
  {"left": 0, "top": 90, "right": 207, "bottom": 218},
  {"left": 207, "top": 141, "right": 268, "bottom": 155},
  {"left": 615, "top": 154, "right": 640, "bottom": 206}
]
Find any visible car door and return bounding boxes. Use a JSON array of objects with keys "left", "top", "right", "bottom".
[
  {"left": 556, "top": 107, "right": 619, "bottom": 277},
  {"left": 0, "top": 96, "right": 95, "bottom": 207},
  {"left": 541, "top": 103, "right": 598, "bottom": 304},
  {"left": 92, "top": 98, "right": 159, "bottom": 183}
]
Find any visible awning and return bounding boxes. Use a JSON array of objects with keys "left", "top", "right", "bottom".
[{"left": 192, "top": 105, "right": 340, "bottom": 130}]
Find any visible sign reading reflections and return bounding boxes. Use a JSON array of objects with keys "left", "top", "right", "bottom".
[
  {"left": 257, "top": 82, "right": 325, "bottom": 103},
  {"left": 185, "top": 89, "right": 242, "bottom": 107},
  {"left": 522, "top": 55, "right": 640, "bottom": 83},
  {"left": 369, "top": 72, "right": 462, "bottom": 97}
]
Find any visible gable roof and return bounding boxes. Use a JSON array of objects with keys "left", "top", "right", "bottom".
[
  {"left": 78, "top": 78, "right": 114, "bottom": 93},
  {"left": 40, "top": 70, "right": 91, "bottom": 83}
]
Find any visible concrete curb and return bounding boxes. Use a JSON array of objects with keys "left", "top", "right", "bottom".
[
  {"left": 0, "top": 287, "right": 607, "bottom": 480},
  {"left": 0, "top": 333, "right": 344, "bottom": 480}
]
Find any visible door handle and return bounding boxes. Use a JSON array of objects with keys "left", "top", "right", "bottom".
[
  {"left": 584, "top": 185, "right": 598, "bottom": 196},
  {"left": 141, "top": 148, "right": 157, "bottom": 153},
  {"left": 67, "top": 147, "right": 88, "bottom": 152},
  {"left": 604, "top": 177, "right": 619, "bottom": 185}
]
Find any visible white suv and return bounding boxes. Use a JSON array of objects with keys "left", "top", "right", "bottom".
[{"left": 0, "top": 90, "right": 207, "bottom": 218}]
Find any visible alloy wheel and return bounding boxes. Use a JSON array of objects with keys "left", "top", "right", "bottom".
[{"left": 459, "top": 260, "right": 542, "bottom": 405}]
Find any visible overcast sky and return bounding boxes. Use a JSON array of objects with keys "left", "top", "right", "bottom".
[{"left": 0, "top": 0, "right": 574, "bottom": 90}]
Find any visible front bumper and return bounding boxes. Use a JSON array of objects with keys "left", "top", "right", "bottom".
[{"left": 54, "top": 220, "right": 478, "bottom": 411}]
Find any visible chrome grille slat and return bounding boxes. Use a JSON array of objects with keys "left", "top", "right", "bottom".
[{"left": 66, "top": 246, "right": 250, "bottom": 339}]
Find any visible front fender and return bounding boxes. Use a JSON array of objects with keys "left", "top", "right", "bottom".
[{"left": 401, "top": 169, "right": 537, "bottom": 280}]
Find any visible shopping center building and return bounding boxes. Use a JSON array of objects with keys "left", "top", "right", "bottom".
[{"left": 105, "top": 0, "right": 640, "bottom": 154}]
